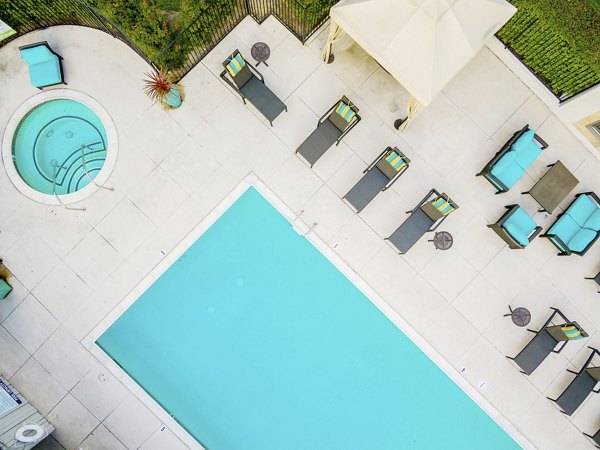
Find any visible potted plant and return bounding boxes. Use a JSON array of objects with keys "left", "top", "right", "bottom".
[{"left": 143, "top": 68, "right": 185, "bottom": 109}]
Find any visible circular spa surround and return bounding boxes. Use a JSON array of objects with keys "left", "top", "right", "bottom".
[{"left": 2, "top": 89, "right": 117, "bottom": 205}]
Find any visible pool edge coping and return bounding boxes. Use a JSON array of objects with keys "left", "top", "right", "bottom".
[{"left": 83, "top": 172, "right": 534, "bottom": 450}]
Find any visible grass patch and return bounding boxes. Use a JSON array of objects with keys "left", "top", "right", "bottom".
[{"left": 498, "top": 0, "right": 600, "bottom": 97}]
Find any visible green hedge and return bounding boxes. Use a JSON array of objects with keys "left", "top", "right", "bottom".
[{"left": 498, "top": 0, "right": 600, "bottom": 98}]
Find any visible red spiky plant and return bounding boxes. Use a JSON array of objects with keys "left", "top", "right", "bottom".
[{"left": 142, "top": 68, "right": 185, "bottom": 109}]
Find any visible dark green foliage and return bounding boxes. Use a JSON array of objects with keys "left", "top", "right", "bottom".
[{"left": 498, "top": 0, "right": 600, "bottom": 97}]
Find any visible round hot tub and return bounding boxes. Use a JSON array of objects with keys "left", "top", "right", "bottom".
[{"left": 2, "top": 89, "right": 117, "bottom": 205}]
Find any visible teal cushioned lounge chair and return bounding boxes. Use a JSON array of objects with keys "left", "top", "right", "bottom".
[{"left": 19, "top": 41, "right": 66, "bottom": 89}]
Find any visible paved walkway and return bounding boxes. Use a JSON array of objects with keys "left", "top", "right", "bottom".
[{"left": 0, "top": 17, "right": 599, "bottom": 450}]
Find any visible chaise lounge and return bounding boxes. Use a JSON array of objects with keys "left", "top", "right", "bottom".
[
  {"left": 296, "top": 96, "right": 360, "bottom": 167},
  {"left": 507, "top": 308, "right": 588, "bottom": 375},
  {"left": 488, "top": 205, "right": 542, "bottom": 249},
  {"left": 220, "top": 50, "right": 287, "bottom": 126},
  {"left": 542, "top": 192, "right": 600, "bottom": 256},
  {"left": 584, "top": 429, "right": 600, "bottom": 448},
  {"left": 547, "top": 347, "right": 600, "bottom": 416},
  {"left": 477, "top": 125, "right": 548, "bottom": 194},
  {"left": 387, "top": 189, "right": 458, "bottom": 254},
  {"left": 343, "top": 147, "right": 410, "bottom": 212},
  {"left": 19, "top": 41, "right": 66, "bottom": 89}
]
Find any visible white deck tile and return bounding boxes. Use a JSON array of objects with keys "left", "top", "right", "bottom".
[
  {"left": 360, "top": 245, "right": 417, "bottom": 303},
  {"left": 34, "top": 327, "right": 95, "bottom": 391},
  {"left": 420, "top": 249, "right": 479, "bottom": 302},
  {"left": 295, "top": 64, "right": 350, "bottom": 115},
  {"left": 328, "top": 214, "right": 385, "bottom": 272},
  {"left": 48, "top": 394, "right": 100, "bottom": 450},
  {"left": 140, "top": 427, "right": 189, "bottom": 450},
  {"left": 64, "top": 230, "right": 123, "bottom": 289},
  {"left": 96, "top": 198, "right": 155, "bottom": 257},
  {"left": 491, "top": 94, "right": 552, "bottom": 146},
  {"left": 32, "top": 262, "right": 92, "bottom": 323},
  {"left": 3, "top": 236, "right": 59, "bottom": 291},
  {"left": 159, "top": 136, "right": 220, "bottom": 195},
  {"left": 0, "top": 325, "right": 29, "bottom": 378},
  {"left": 0, "top": 276, "right": 28, "bottom": 322},
  {"left": 3, "top": 294, "right": 59, "bottom": 354},
  {"left": 127, "top": 105, "right": 188, "bottom": 164},
  {"left": 387, "top": 275, "right": 448, "bottom": 334},
  {"left": 103, "top": 394, "right": 161, "bottom": 450},
  {"left": 10, "top": 357, "right": 67, "bottom": 415},
  {"left": 443, "top": 48, "right": 531, "bottom": 136},
  {"left": 452, "top": 274, "right": 508, "bottom": 334},
  {"left": 128, "top": 166, "right": 188, "bottom": 226},
  {"left": 267, "top": 155, "right": 323, "bottom": 213},
  {"left": 299, "top": 185, "right": 354, "bottom": 243},
  {"left": 72, "top": 364, "right": 129, "bottom": 421},
  {"left": 79, "top": 424, "right": 127, "bottom": 450}
]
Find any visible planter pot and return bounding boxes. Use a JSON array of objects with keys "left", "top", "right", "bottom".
[{"left": 161, "top": 85, "right": 183, "bottom": 109}]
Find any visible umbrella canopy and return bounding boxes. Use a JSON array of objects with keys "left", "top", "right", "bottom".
[{"left": 329, "top": 0, "right": 516, "bottom": 106}]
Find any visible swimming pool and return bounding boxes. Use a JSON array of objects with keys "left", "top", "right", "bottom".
[
  {"left": 96, "top": 186, "right": 520, "bottom": 450},
  {"left": 2, "top": 89, "right": 117, "bottom": 205}
]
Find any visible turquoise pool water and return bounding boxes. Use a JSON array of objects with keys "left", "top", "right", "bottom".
[
  {"left": 97, "top": 188, "right": 519, "bottom": 450},
  {"left": 12, "top": 99, "right": 107, "bottom": 195}
]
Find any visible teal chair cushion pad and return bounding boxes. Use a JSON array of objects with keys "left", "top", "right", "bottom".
[
  {"left": 490, "top": 159, "right": 525, "bottom": 189},
  {"left": 566, "top": 194, "right": 598, "bottom": 227},
  {"left": 548, "top": 214, "right": 580, "bottom": 244},
  {"left": 583, "top": 208, "right": 600, "bottom": 232},
  {"left": 20, "top": 45, "right": 53, "bottom": 65},
  {"left": 568, "top": 228, "right": 596, "bottom": 252},
  {"left": 28, "top": 61, "right": 62, "bottom": 88},
  {"left": 0, "top": 279, "right": 12, "bottom": 300},
  {"left": 504, "top": 222, "right": 531, "bottom": 246}
]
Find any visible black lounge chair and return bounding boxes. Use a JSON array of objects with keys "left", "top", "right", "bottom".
[
  {"left": 343, "top": 147, "right": 410, "bottom": 212},
  {"left": 220, "top": 50, "right": 287, "bottom": 126},
  {"left": 584, "top": 429, "right": 600, "bottom": 448},
  {"left": 296, "top": 96, "right": 360, "bottom": 167},
  {"left": 548, "top": 347, "right": 600, "bottom": 415},
  {"left": 386, "top": 189, "right": 458, "bottom": 254},
  {"left": 507, "top": 308, "right": 588, "bottom": 375},
  {"left": 476, "top": 125, "right": 548, "bottom": 194}
]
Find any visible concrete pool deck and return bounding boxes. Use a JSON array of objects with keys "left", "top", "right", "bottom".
[{"left": 0, "top": 16, "right": 599, "bottom": 450}]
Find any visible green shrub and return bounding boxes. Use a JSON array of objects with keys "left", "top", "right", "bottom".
[{"left": 498, "top": 0, "right": 600, "bottom": 97}]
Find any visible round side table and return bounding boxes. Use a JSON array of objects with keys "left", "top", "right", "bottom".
[
  {"left": 504, "top": 306, "right": 531, "bottom": 327},
  {"left": 430, "top": 231, "right": 453, "bottom": 250},
  {"left": 251, "top": 42, "right": 270, "bottom": 66}
]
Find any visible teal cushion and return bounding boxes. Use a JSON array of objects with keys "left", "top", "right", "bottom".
[
  {"left": 20, "top": 45, "right": 54, "bottom": 65},
  {"left": 512, "top": 134, "right": 542, "bottom": 169},
  {"left": 583, "top": 208, "right": 600, "bottom": 232},
  {"left": 548, "top": 214, "right": 580, "bottom": 244},
  {"left": 28, "top": 61, "right": 62, "bottom": 87},
  {"left": 503, "top": 222, "right": 530, "bottom": 246},
  {"left": 0, "top": 279, "right": 12, "bottom": 300},
  {"left": 503, "top": 207, "right": 538, "bottom": 236},
  {"left": 566, "top": 195, "right": 598, "bottom": 227},
  {"left": 568, "top": 228, "right": 596, "bottom": 252},
  {"left": 490, "top": 160, "right": 525, "bottom": 189},
  {"left": 493, "top": 150, "right": 516, "bottom": 173},
  {"left": 512, "top": 129, "right": 536, "bottom": 152}
]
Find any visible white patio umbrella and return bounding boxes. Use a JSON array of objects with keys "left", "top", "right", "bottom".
[{"left": 323, "top": 0, "right": 516, "bottom": 130}]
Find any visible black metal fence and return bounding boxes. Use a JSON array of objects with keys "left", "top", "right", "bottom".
[
  {"left": 0, "top": 0, "right": 153, "bottom": 65},
  {"left": 0, "top": 0, "right": 335, "bottom": 80},
  {"left": 151, "top": 0, "right": 336, "bottom": 79}
]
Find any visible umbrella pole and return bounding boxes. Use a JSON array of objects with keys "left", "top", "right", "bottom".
[{"left": 393, "top": 117, "right": 408, "bottom": 130}]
